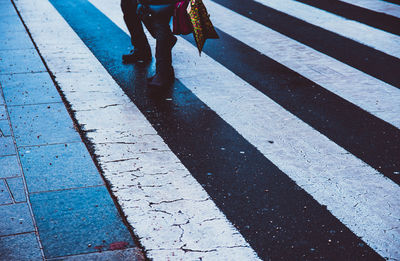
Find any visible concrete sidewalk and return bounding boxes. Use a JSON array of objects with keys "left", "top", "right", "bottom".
[{"left": 0, "top": 0, "right": 144, "bottom": 259}]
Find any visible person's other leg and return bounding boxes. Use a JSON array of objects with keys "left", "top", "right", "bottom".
[
  {"left": 145, "top": 12, "right": 177, "bottom": 87},
  {"left": 120, "top": 0, "right": 151, "bottom": 63}
]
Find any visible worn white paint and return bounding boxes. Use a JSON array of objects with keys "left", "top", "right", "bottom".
[
  {"left": 13, "top": 0, "right": 260, "bottom": 260},
  {"left": 339, "top": 0, "right": 400, "bottom": 19},
  {"left": 88, "top": 0, "right": 400, "bottom": 259},
  {"left": 253, "top": 0, "right": 400, "bottom": 59},
  {"left": 205, "top": 0, "right": 400, "bottom": 129}
]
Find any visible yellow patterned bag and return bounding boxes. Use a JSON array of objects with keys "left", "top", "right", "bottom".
[{"left": 187, "top": 0, "right": 219, "bottom": 55}]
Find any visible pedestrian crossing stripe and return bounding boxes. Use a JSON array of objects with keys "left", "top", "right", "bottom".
[
  {"left": 294, "top": 0, "right": 400, "bottom": 35},
  {"left": 253, "top": 0, "right": 400, "bottom": 59},
  {"left": 205, "top": 0, "right": 400, "bottom": 130},
  {"left": 211, "top": 0, "right": 400, "bottom": 89},
  {"left": 381, "top": 0, "right": 400, "bottom": 7},
  {"left": 340, "top": 0, "right": 400, "bottom": 18},
  {"left": 195, "top": 1, "right": 400, "bottom": 185}
]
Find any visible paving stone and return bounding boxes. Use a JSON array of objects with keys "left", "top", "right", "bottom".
[
  {"left": 0, "top": 91, "right": 4, "bottom": 104},
  {"left": 0, "top": 13, "right": 26, "bottom": 34},
  {"left": 0, "top": 233, "right": 42, "bottom": 260},
  {"left": 8, "top": 103, "right": 81, "bottom": 146},
  {"left": 0, "top": 2, "right": 17, "bottom": 17},
  {"left": 1, "top": 72, "right": 61, "bottom": 106},
  {"left": 0, "top": 179, "right": 12, "bottom": 205},
  {"left": 0, "top": 203, "right": 35, "bottom": 236},
  {"left": 0, "top": 8, "right": 25, "bottom": 29},
  {"left": 7, "top": 177, "right": 26, "bottom": 202},
  {"left": 0, "top": 155, "right": 21, "bottom": 178},
  {"left": 0, "top": 49, "right": 46, "bottom": 74},
  {"left": 0, "top": 120, "right": 12, "bottom": 136},
  {"left": 0, "top": 104, "right": 6, "bottom": 119},
  {"left": 30, "top": 186, "right": 135, "bottom": 259},
  {"left": 0, "top": 19, "right": 26, "bottom": 34},
  {"left": 47, "top": 248, "right": 144, "bottom": 261},
  {"left": 19, "top": 142, "right": 102, "bottom": 193},
  {"left": 0, "top": 136, "right": 16, "bottom": 155},
  {"left": 0, "top": 29, "right": 35, "bottom": 50}
]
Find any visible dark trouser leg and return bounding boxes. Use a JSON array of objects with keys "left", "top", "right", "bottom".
[
  {"left": 143, "top": 11, "right": 176, "bottom": 82},
  {"left": 154, "top": 20, "right": 175, "bottom": 77},
  {"left": 120, "top": 0, "right": 150, "bottom": 52}
]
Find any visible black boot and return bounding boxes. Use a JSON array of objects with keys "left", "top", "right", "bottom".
[
  {"left": 122, "top": 48, "right": 151, "bottom": 64},
  {"left": 147, "top": 34, "right": 177, "bottom": 87},
  {"left": 148, "top": 67, "right": 175, "bottom": 88}
]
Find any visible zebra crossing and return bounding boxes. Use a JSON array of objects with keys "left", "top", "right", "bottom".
[
  {"left": 213, "top": 0, "right": 400, "bottom": 89},
  {"left": 252, "top": 0, "right": 400, "bottom": 58},
  {"left": 338, "top": 0, "right": 400, "bottom": 19},
  {"left": 13, "top": 0, "right": 400, "bottom": 259},
  {"left": 296, "top": 0, "right": 400, "bottom": 35},
  {"left": 205, "top": 0, "right": 400, "bottom": 129}
]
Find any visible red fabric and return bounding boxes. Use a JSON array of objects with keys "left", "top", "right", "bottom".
[{"left": 173, "top": 0, "right": 193, "bottom": 35}]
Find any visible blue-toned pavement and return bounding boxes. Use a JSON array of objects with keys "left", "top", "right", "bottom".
[{"left": 0, "top": 0, "right": 143, "bottom": 260}]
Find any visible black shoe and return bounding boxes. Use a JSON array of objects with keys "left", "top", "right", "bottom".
[
  {"left": 147, "top": 68, "right": 175, "bottom": 88},
  {"left": 147, "top": 74, "right": 156, "bottom": 82},
  {"left": 147, "top": 74, "right": 174, "bottom": 88},
  {"left": 122, "top": 49, "right": 151, "bottom": 64}
]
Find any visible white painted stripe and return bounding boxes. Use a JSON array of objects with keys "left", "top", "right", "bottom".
[
  {"left": 89, "top": 0, "right": 400, "bottom": 259},
  {"left": 339, "top": 0, "right": 400, "bottom": 19},
  {"left": 14, "top": 0, "right": 260, "bottom": 260},
  {"left": 205, "top": 0, "right": 400, "bottom": 129},
  {"left": 253, "top": 0, "right": 400, "bottom": 59}
]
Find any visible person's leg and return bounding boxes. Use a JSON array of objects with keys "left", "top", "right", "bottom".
[
  {"left": 144, "top": 11, "right": 177, "bottom": 87},
  {"left": 120, "top": 0, "right": 151, "bottom": 63},
  {"left": 154, "top": 20, "right": 176, "bottom": 77}
]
